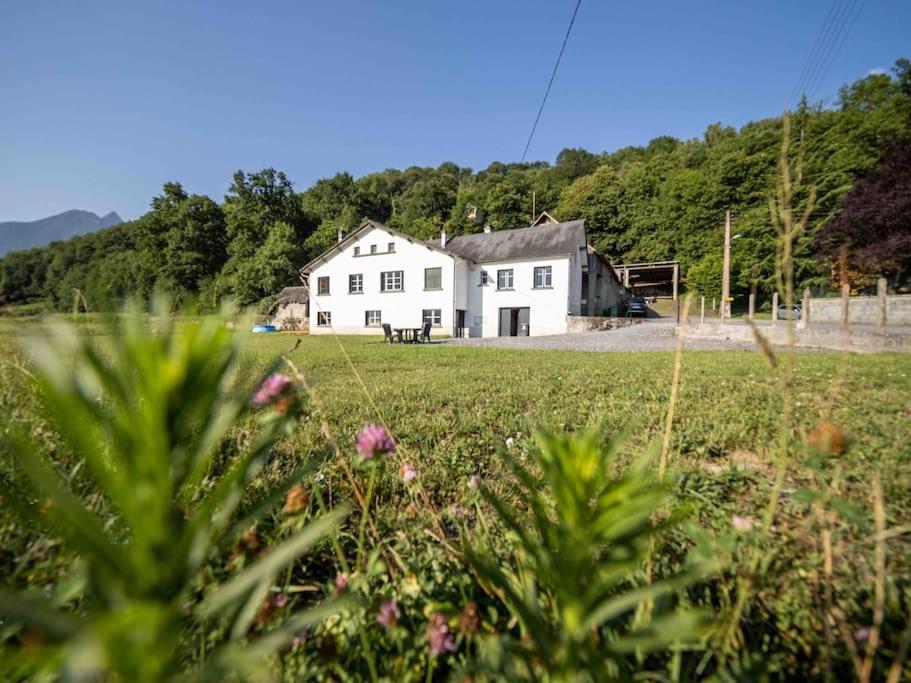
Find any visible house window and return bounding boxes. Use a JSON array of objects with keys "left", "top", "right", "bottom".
[
  {"left": 479, "top": 271, "right": 489, "bottom": 285},
  {"left": 317, "top": 276, "right": 330, "bottom": 295},
  {"left": 365, "top": 310, "right": 382, "bottom": 327},
  {"left": 349, "top": 274, "right": 363, "bottom": 293},
  {"left": 388, "top": 242, "right": 396, "bottom": 253},
  {"left": 534, "top": 266, "right": 552, "bottom": 288},
  {"left": 424, "top": 267, "right": 442, "bottom": 290},
  {"left": 380, "top": 270, "right": 404, "bottom": 292},
  {"left": 317, "top": 311, "right": 331, "bottom": 326},
  {"left": 370, "top": 244, "right": 378, "bottom": 254},
  {"left": 497, "top": 269, "right": 514, "bottom": 290},
  {"left": 353, "top": 246, "right": 360, "bottom": 256},
  {"left": 422, "top": 309, "right": 442, "bottom": 327}
]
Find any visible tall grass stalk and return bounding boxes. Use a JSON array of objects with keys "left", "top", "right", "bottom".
[
  {"left": 658, "top": 293, "right": 692, "bottom": 481},
  {"left": 641, "top": 294, "right": 692, "bottom": 634},
  {"left": 718, "top": 112, "right": 816, "bottom": 661},
  {"left": 282, "top": 355, "right": 382, "bottom": 683},
  {"left": 307, "top": 298, "right": 450, "bottom": 542}
]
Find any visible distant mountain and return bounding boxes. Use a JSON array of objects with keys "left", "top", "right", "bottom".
[{"left": 0, "top": 209, "right": 122, "bottom": 256}]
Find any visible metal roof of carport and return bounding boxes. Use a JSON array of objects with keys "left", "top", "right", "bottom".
[{"left": 612, "top": 261, "right": 680, "bottom": 288}]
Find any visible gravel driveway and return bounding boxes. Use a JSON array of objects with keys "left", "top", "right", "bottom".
[{"left": 441, "top": 320, "right": 759, "bottom": 352}]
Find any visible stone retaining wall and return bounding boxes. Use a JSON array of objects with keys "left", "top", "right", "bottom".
[
  {"left": 566, "top": 315, "right": 644, "bottom": 333},
  {"left": 807, "top": 294, "right": 911, "bottom": 325},
  {"left": 688, "top": 322, "right": 911, "bottom": 352}
]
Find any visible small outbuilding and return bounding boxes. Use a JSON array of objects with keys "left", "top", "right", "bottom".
[{"left": 271, "top": 286, "right": 309, "bottom": 330}]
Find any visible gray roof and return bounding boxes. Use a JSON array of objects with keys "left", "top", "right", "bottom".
[
  {"left": 444, "top": 219, "right": 586, "bottom": 263},
  {"left": 302, "top": 219, "right": 463, "bottom": 272}
]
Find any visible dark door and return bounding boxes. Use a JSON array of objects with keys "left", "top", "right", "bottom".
[
  {"left": 456, "top": 310, "right": 466, "bottom": 337},
  {"left": 517, "top": 307, "right": 530, "bottom": 336},
  {"left": 499, "top": 308, "right": 531, "bottom": 337},
  {"left": 498, "top": 308, "right": 512, "bottom": 337}
]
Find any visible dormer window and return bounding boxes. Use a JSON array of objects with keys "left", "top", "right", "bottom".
[
  {"left": 388, "top": 242, "right": 395, "bottom": 253},
  {"left": 370, "top": 245, "right": 378, "bottom": 254},
  {"left": 354, "top": 246, "right": 360, "bottom": 256}
]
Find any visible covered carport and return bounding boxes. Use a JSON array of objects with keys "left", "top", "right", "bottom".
[{"left": 612, "top": 261, "right": 680, "bottom": 300}]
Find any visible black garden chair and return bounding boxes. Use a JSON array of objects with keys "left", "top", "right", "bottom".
[
  {"left": 419, "top": 322, "right": 431, "bottom": 343},
  {"left": 382, "top": 323, "right": 398, "bottom": 344}
]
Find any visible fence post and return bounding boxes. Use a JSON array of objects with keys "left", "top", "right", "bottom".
[
  {"left": 841, "top": 283, "right": 850, "bottom": 329},
  {"left": 877, "top": 278, "right": 887, "bottom": 328},
  {"left": 772, "top": 292, "right": 779, "bottom": 324},
  {"left": 700, "top": 296, "right": 705, "bottom": 325},
  {"left": 712, "top": 297, "right": 716, "bottom": 312},
  {"left": 748, "top": 293, "right": 755, "bottom": 322},
  {"left": 799, "top": 288, "right": 810, "bottom": 329}
]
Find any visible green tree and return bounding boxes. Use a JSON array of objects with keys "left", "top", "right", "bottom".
[{"left": 556, "top": 166, "right": 623, "bottom": 257}]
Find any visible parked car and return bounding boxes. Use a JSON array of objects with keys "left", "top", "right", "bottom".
[
  {"left": 777, "top": 304, "right": 802, "bottom": 320},
  {"left": 625, "top": 297, "right": 649, "bottom": 317}
]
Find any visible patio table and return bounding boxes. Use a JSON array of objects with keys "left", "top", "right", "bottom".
[{"left": 394, "top": 328, "right": 423, "bottom": 343}]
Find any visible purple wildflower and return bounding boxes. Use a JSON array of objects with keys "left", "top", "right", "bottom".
[
  {"left": 426, "top": 612, "right": 456, "bottom": 657},
  {"left": 355, "top": 423, "right": 396, "bottom": 460},
  {"left": 251, "top": 373, "right": 294, "bottom": 409},
  {"left": 376, "top": 599, "right": 401, "bottom": 629},
  {"left": 854, "top": 626, "right": 871, "bottom": 642},
  {"left": 334, "top": 572, "right": 349, "bottom": 593},
  {"left": 274, "top": 593, "right": 288, "bottom": 608},
  {"left": 401, "top": 462, "right": 417, "bottom": 482}
]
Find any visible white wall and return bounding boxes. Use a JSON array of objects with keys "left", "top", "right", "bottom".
[
  {"left": 466, "top": 256, "right": 571, "bottom": 337},
  {"left": 273, "top": 303, "right": 308, "bottom": 327},
  {"left": 309, "top": 226, "right": 458, "bottom": 335}
]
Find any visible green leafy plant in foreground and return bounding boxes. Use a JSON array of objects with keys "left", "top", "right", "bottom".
[
  {"left": 0, "top": 305, "right": 348, "bottom": 681},
  {"left": 466, "top": 430, "right": 715, "bottom": 682}
]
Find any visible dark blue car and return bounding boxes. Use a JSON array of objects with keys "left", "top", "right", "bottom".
[{"left": 625, "top": 297, "right": 649, "bottom": 317}]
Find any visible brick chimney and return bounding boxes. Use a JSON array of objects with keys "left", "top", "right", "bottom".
[{"left": 337, "top": 229, "right": 344, "bottom": 243}]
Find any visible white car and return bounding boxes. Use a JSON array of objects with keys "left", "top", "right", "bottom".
[{"left": 777, "top": 304, "right": 802, "bottom": 320}]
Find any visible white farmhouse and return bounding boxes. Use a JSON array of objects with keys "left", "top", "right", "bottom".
[{"left": 302, "top": 218, "right": 625, "bottom": 338}]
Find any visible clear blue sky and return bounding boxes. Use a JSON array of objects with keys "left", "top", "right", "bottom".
[{"left": 1, "top": 0, "right": 908, "bottom": 222}]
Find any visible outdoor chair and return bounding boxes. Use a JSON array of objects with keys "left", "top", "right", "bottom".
[
  {"left": 419, "top": 322, "right": 431, "bottom": 343},
  {"left": 382, "top": 323, "right": 397, "bottom": 344}
]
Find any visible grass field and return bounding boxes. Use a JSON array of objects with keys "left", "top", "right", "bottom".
[{"left": 1, "top": 318, "right": 909, "bottom": 679}]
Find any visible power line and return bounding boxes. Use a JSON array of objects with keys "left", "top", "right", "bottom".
[
  {"left": 787, "top": 0, "right": 844, "bottom": 108},
  {"left": 803, "top": 0, "right": 867, "bottom": 101},
  {"left": 520, "top": 0, "right": 582, "bottom": 162},
  {"left": 787, "top": 0, "right": 867, "bottom": 110},
  {"left": 798, "top": 0, "right": 856, "bottom": 102}
]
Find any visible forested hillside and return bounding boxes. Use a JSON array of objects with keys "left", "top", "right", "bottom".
[{"left": 2, "top": 61, "right": 909, "bottom": 312}]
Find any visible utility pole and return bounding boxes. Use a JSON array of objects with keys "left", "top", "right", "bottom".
[{"left": 721, "top": 210, "right": 732, "bottom": 321}]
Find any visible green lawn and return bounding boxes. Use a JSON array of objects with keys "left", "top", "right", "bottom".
[{"left": 2, "top": 322, "right": 909, "bottom": 679}]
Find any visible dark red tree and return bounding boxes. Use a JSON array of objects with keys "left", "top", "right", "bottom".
[{"left": 816, "top": 137, "right": 911, "bottom": 283}]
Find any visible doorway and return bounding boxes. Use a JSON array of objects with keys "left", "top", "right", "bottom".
[
  {"left": 498, "top": 307, "right": 530, "bottom": 337},
  {"left": 455, "top": 309, "right": 466, "bottom": 337}
]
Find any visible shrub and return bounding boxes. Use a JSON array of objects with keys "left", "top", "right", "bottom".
[
  {"left": 0, "top": 303, "right": 348, "bottom": 681},
  {"left": 465, "top": 429, "right": 715, "bottom": 680}
]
